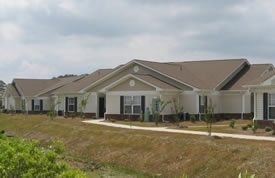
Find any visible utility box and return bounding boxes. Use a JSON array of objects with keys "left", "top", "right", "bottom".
[{"left": 144, "top": 107, "right": 150, "bottom": 122}]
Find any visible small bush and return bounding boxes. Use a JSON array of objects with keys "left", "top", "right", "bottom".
[
  {"left": 0, "top": 130, "right": 5, "bottom": 134},
  {"left": 247, "top": 123, "right": 252, "bottom": 128},
  {"left": 242, "top": 125, "right": 248, "bottom": 130},
  {"left": 265, "top": 127, "right": 272, "bottom": 132},
  {"left": 272, "top": 130, "right": 275, "bottom": 136},
  {"left": 190, "top": 114, "right": 197, "bottom": 123},
  {"left": 229, "top": 119, "right": 236, "bottom": 128},
  {"left": 110, "top": 119, "right": 116, "bottom": 123}
]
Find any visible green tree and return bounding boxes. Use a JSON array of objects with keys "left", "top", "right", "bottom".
[{"left": 0, "top": 133, "right": 86, "bottom": 177}]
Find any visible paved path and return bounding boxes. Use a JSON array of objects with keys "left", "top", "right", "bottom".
[{"left": 82, "top": 119, "right": 275, "bottom": 142}]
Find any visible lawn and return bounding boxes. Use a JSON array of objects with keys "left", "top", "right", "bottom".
[{"left": 1, "top": 114, "right": 275, "bottom": 177}]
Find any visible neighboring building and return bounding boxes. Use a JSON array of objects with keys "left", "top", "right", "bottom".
[
  {"left": 2, "top": 76, "right": 83, "bottom": 113},
  {"left": 3, "top": 58, "right": 275, "bottom": 123}
]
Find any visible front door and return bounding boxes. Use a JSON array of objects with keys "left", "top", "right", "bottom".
[{"left": 99, "top": 97, "right": 105, "bottom": 118}]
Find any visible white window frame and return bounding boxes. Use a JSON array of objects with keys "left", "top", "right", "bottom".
[
  {"left": 68, "top": 97, "right": 75, "bottom": 112},
  {"left": 34, "top": 100, "right": 40, "bottom": 111},
  {"left": 152, "top": 98, "right": 159, "bottom": 112},
  {"left": 268, "top": 93, "right": 275, "bottom": 119},
  {"left": 124, "top": 96, "right": 141, "bottom": 114}
]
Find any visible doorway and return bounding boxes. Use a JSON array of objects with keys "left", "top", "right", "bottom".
[{"left": 99, "top": 97, "right": 105, "bottom": 118}]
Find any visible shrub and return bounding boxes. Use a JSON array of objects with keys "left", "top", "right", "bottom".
[
  {"left": 229, "top": 119, "right": 236, "bottom": 128},
  {"left": 110, "top": 119, "right": 116, "bottom": 123},
  {"left": 272, "top": 130, "right": 275, "bottom": 136},
  {"left": 190, "top": 114, "right": 197, "bottom": 123},
  {"left": 265, "top": 127, "right": 272, "bottom": 132},
  {"left": 247, "top": 123, "right": 252, "bottom": 128},
  {"left": 242, "top": 125, "right": 248, "bottom": 130}
]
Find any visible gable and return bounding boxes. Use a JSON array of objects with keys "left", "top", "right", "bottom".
[
  {"left": 86, "top": 61, "right": 193, "bottom": 92},
  {"left": 109, "top": 78, "right": 155, "bottom": 92}
]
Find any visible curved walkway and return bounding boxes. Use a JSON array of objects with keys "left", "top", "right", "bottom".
[{"left": 82, "top": 119, "right": 275, "bottom": 142}]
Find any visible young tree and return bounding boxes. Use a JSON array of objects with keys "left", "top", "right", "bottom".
[
  {"left": 48, "top": 101, "right": 61, "bottom": 120},
  {"left": 151, "top": 97, "right": 171, "bottom": 126},
  {"left": 79, "top": 93, "right": 91, "bottom": 119},
  {"left": 204, "top": 105, "right": 215, "bottom": 136},
  {"left": 171, "top": 98, "right": 184, "bottom": 125}
]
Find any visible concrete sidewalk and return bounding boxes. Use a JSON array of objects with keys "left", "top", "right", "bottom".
[{"left": 82, "top": 119, "right": 275, "bottom": 142}]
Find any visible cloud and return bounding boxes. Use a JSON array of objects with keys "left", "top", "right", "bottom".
[
  {"left": 0, "top": 0, "right": 275, "bottom": 84},
  {"left": 0, "top": 22, "right": 23, "bottom": 41},
  {"left": 15, "top": 60, "right": 57, "bottom": 79}
]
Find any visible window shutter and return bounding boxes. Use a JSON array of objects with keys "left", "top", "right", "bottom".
[
  {"left": 74, "top": 97, "right": 77, "bottom": 112},
  {"left": 40, "top": 99, "right": 43, "bottom": 111},
  {"left": 32, "top": 100, "right": 34, "bottom": 111},
  {"left": 263, "top": 93, "right": 268, "bottom": 120},
  {"left": 205, "top": 96, "right": 208, "bottom": 113},
  {"left": 65, "top": 97, "right": 68, "bottom": 112},
  {"left": 141, "top": 96, "right": 145, "bottom": 114},
  {"left": 120, "top": 96, "right": 124, "bottom": 114}
]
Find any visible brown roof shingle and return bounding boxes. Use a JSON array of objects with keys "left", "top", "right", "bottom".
[
  {"left": 53, "top": 69, "right": 113, "bottom": 94},
  {"left": 136, "top": 58, "right": 248, "bottom": 90}
]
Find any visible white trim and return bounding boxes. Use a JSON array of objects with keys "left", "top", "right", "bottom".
[{"left": 107, "top": 91, "right": 157, "bottom": 96}]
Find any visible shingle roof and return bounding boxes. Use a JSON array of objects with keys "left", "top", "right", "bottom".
[
  {"left": 225, "top": 64, "right": 273, "bottom": 90},
  {"left": 13, "top": 76, "right": 82, "bottom": 97},
  {"left": 136, "top": 58, "right": 248, "bottom": 90},
  {"left": 53, "top": 69, "right": 113, "bottom": 94},
  {"left": 245, "top": 68, "right": 275, "bottom": 86}
]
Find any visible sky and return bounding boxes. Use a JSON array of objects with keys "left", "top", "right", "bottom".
[{"left": 1, "top": 0, "right": 275, "bottom": 84}]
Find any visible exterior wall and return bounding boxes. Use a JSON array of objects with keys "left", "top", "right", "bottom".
[
  {"left": 182, "top": 92, "right": 197, "bottom": 114},
  {"left": 106, "top": 94, "right": 120, "bottom": 115},
  {"left": 220, "top": 93, "right": 243, "bottom": 113},
  {"left": 159, "top": 92, "right": 181, "bottom": 114}
]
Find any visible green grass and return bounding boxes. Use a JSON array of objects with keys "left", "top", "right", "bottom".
[{"left": 0, "top": 114, "right": 274, "bottom": 177}]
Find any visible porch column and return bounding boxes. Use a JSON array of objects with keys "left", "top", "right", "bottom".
[{"left": 241, "top": 93, "right": 245, "bottom": 119}]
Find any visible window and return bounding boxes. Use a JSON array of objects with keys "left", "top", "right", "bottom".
[
  {"left": 68, "top": 97, "right": 75, "bottom": 112},
  {"left": 133, "top": 96, "right": 141, "bottom": 114},
  {"left": 34, "top": 100, "right": 40, "bottom": 111},
  {"left": 124, "top": 96, "right": 132, "bottom": 114},
  {"left": 124, "top": 96, "right": 142, "bottom": 114},
  {"left": 152, "top": 98, "right": 159, "bottom": 112},
  {"left": 268, "top": 94, "right": 275, "bottom": 119}
]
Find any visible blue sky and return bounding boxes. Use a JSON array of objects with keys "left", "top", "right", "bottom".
[{"left": 1, "top": 0, "right": 275, "bottom": 83}]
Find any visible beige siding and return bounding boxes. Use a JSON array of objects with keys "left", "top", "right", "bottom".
[
  {"left": 220, "top": 94, "right": 242, "bottom": 113},
  {"left": 210, "top": 95, "right": 222, "bottom": 113},
  {"left": 244, "top": 93, "right": 252, "bottom": 113},
  {"left": 183, "top": 93, "right": 197, "bottom": 114},
  {"left": 84, "top": 93, "right": 97, "bottom": 113},
  {"left": 110, "top": 79, "right": 155, "bottom": 91},
  {"left": 106, "top": 94, "right": 120, "bottom": 114},
  {"left": 160, "top": 93, "right": 181, "bottom": 114}
]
